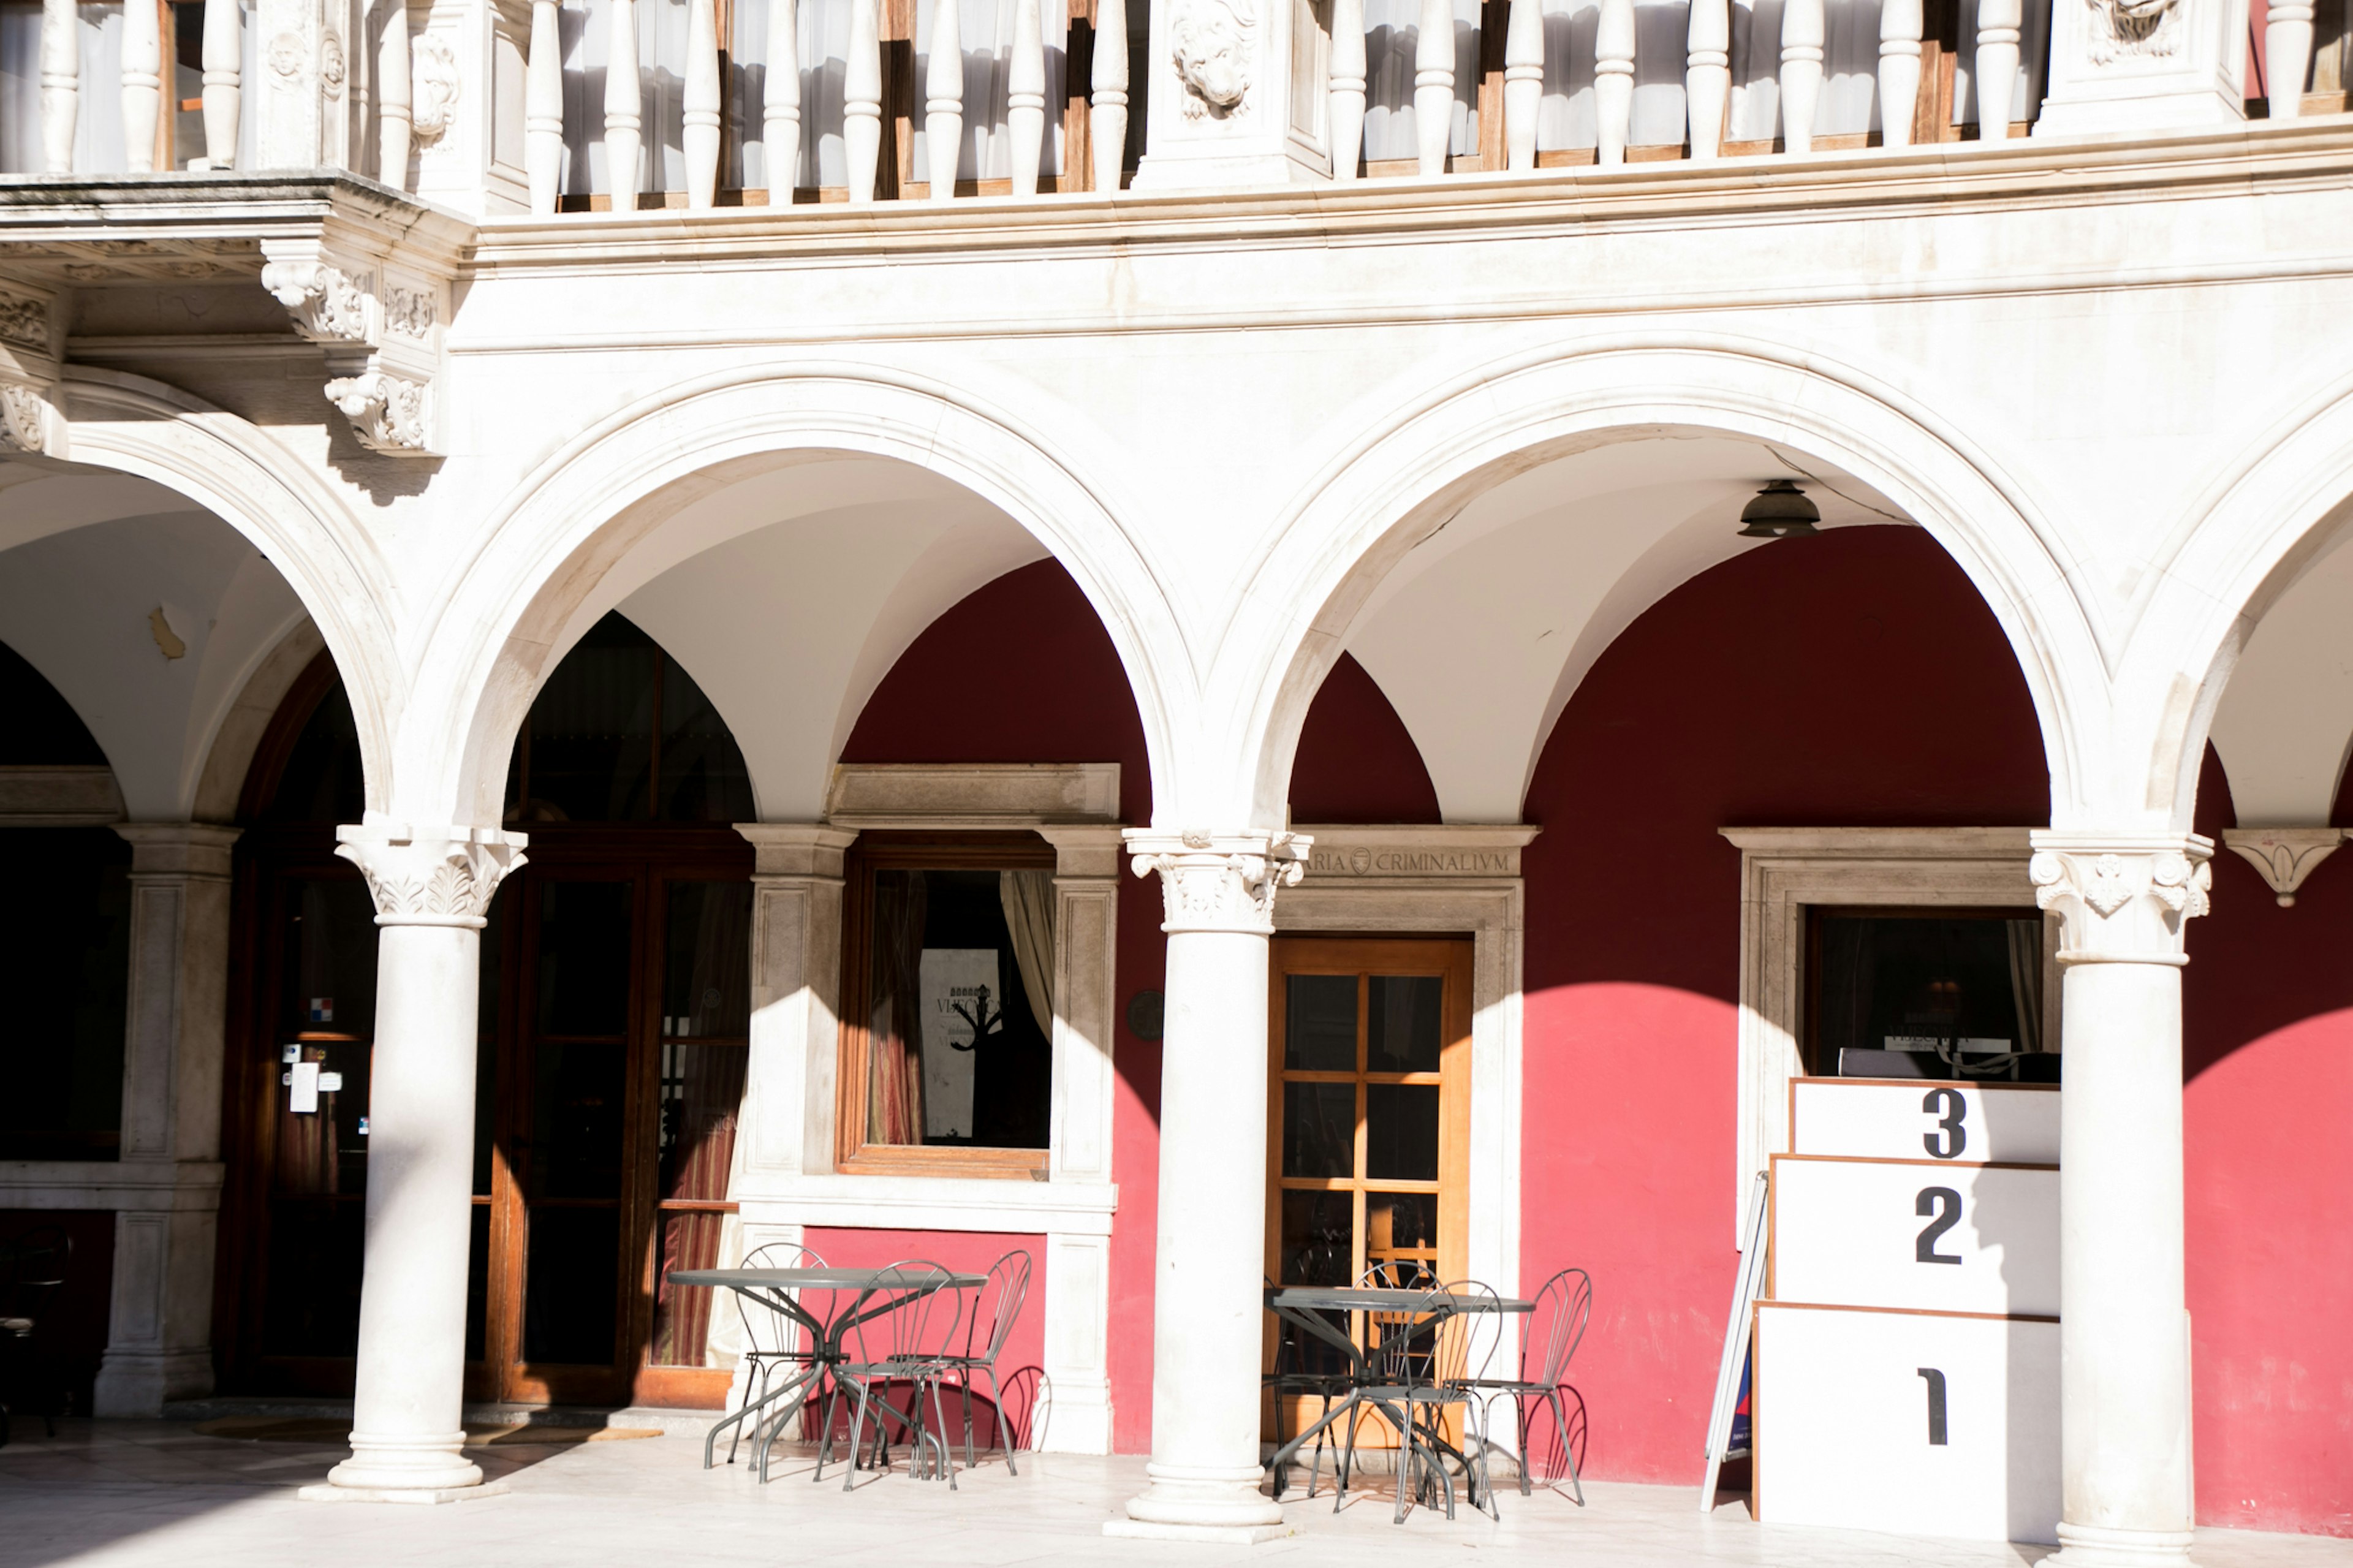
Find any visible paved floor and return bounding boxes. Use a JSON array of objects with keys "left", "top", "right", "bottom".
[{"left": 0, "top": 1420, "right": 2346, "bottom": 1568}]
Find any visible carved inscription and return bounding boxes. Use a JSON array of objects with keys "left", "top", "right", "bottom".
[{"left": 1306, "top": 847, "right": 1519, "bottom": 877}]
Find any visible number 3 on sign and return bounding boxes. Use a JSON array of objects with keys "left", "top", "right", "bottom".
[{"left": 1922, "top": 1087, "right": 1966, "bottom": 1158}]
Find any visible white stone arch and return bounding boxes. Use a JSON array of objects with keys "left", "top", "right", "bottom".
[
  {"left": 53, "top": 367, "right": 403, "bottom": 819},
  {"left": 2123, "top": 369, "right": 2353, "bottom": 835},
  {"left": 401, "top": 363, "right": 1189, "bottom": 830},
  {"left": 1206, "top": 335, "right": 2105, "bottom": 831}
]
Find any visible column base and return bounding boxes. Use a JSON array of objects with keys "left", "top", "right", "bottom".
[
  {"left": 2051, "top": 1522, "right": 2198, "bottom": 1567},
  {"left": 316, "top": 1431, "right": 488, "bottom": 1499},
  {"left": 1114, "top": 1461, "right": 1287, "bottom": 1540},
  {"left": 91, "top": 1348, "right": 214, "bottom": 1417}
]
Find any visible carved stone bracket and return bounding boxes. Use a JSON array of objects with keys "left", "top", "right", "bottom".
[
  {"left": 335, "top": 824, "right": 529, "bottom": 928},
  {"left": 2220, "top": 828, "right": 2346, "bottom": 909},
  {"left": 259, "top": 241, "right": 448, "bottom": 457},
  {"left": 0, "top": 383, "right": 53, "bottom": 455},
  {"left": 1125, "top": 828, "right": 1311, "bottom": 935},
  {"left": 2028, "top": 833, "right": 2213, "bottom": 965}
]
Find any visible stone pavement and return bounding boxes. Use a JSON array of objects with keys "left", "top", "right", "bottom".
[{"left": 0, "top": 1420, "right": 2346, "bottom": 1568}]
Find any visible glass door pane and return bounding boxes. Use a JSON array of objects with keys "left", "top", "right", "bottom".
[{"left": 648, "top": 879, "right": 751, "bottom": 1374}]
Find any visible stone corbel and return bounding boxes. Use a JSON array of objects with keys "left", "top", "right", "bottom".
[
  {"left": 0, "top": 284, "right": 64, "bottom": 459},
  {"left": 2220, "top": 827, "right": 2346, "bottom": 908},
  {"left": 0, "top": 382, "right": 58, "bottom": 456},
  {"left": 259, "top": 241, "right": 447, "bottom": 457}
]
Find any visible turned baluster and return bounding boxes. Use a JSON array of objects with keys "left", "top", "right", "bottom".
[
  {"left": 1877, "top": 0, "right": 1921, "bottom": 146},
  {"left": 1090, "top": 0, "right": 1127, "bottom": 189},
  {"left": 201, "top": 0, "right": 240, "bottom": 167},
  {"left": 1413, "top": 0, "right": 1452, "bottom": 175},
  {"left": 123, "top": 0, "right": 161, "bottom": 170},
  {"left": 381, "top": 0, "right": 414, "bottom": 188},
  {"left": 926, "top": 0, "right": 963, "bottom": 197},
  {"left": 1778, "top": 0, "right": 1822, "bottom": 153},
  {"left": 1594, "top": 0, "right": 1634, "bottom": 163},
  {"left": 845, "top": 0, "right": 882, "bottom": 200},
  {"left": 525, "top": 0, "right": 561, "bottom": 210},
  {"left": 2269, "top": 0, "right": 2315, "bottom": 118},
  {"left": 1330, "top": 0, "right": 1366, "bottom": 178},
  {"left": 1007, "top": 0, "right": 1044, "bottom": 194},
  {"left": 40, "top": 0, "right": 77, "bottom": 173},
  {"left": 685, "top": 0, "right": 721, "bottom": 204},
  {"left": 1973, "top": 0, "right": 2020, "bottom": 138},
  {"left": 1685, "top": 0, "right": 1728, "bottom": 158},
  {"left": 1502, "top": 0, "right": 1539, "bottom": 170},
  {"left": 606, "top": 0, "right": 644, "bottom": 204},
  {"left": 766, "top": 0, "right": 801, "bottom": 199}
]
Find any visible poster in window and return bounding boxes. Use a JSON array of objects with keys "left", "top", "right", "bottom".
[{"left": 919, "top": 948, "right": 1001, "bottom": 1140}]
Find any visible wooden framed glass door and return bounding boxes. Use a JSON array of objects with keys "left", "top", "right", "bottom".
[{"left": 1264, "top": 936, "right": 1472, "bottom": 1442}]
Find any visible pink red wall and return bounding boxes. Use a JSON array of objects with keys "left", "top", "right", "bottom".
[
  {"left": 838, "top": 561, "right": 1434, "bottom": 1453},
  {"left": 1517, "top": 526, "right": 2051, "bottom": 1485},
  {"left": 2183, "top": 749, "right": 2353, "bottom": 1536}
]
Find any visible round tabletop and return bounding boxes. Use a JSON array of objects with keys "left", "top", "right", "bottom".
[
  {"left": 1267, "top": 1286, "right": 1533, "bottom": 1313},
  {"left": 670, "top": 1267, "right": 988, "bottom": 1290}
]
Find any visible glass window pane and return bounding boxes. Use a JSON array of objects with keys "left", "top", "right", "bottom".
[
  {"left": 537, "top": 881, "right": 632, "bottom": 1037},
  {"left": 1368, "top": 975, "right": 1443, "bottom": 1074},
  {"left": 531, "top": 1040, "right": 627, "bottom": 1199},
  {"left": 1283, "top": 1081, "right": 1356, "bottom": 1178},
  {"left": 1368, "top": 1191, "right": 1437, "bottom": 1254},
  {"left": 1814, "top": 912, "right": 2056, "bottom": 1081},
  {"left": 659, "top": 1042, "right": 745, "bottom": 1200},
  {"left": 524, "top": 613, "right": 657, "bottom": 822},
  {"left": 1280, "top": 1189, "right": 1354, "bottom": 1287},
  {"left": 866, "top": 867, "right": 1050, "bottom": 1149},
  {"left": 1365, "top": 1084, "right": 1439, "bottom": 1181},
  {"left": 1284, "top": 975, "right": 1357, "bottom": 1071},
  {"left": 650, "top": 1210, "right": 728, "bottom": 1365},
  {"left": 0, "top": 827, "right": 130, "bottom": 1159},
  {"left": 657, "top": 657, "right": 755, "bottom": 822},
  {"left": 523, "top": 1205, "right": 619, "bottom": 1364},
  {"left": 662, "top": 881, "right": 751, "bottom": 1037}
]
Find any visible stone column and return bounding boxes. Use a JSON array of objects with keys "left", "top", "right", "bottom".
[
  {"left": 305, "top": 824, "right": 523, "bottom": 1504},
  {"left": 92, "top": 824, "right": 240, "bottom": 1417},
  {"left": 1105, "top": 828, "right": 1307, "bottom": 1543},
  {"left": 733, "top": 825, "right": 860, "bottom": 1183},
  {"left": 2029, "top": 833, "right": 2212, "bottom": 1568}
]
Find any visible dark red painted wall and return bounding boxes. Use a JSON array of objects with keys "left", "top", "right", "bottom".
[
  {"left": 2184, "top": 749, "right": 2353, "bottom": 1537},
  {"left": 840, "top": 560, "right": 1436, "bottom": 1453},
  {"left": 1517, "top": 526, "right": 2051, "bottom": 1485}
]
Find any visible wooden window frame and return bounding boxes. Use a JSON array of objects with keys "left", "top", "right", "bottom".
[{"left": 834, "top": 828, "right": 1059, "bottom": 1180}]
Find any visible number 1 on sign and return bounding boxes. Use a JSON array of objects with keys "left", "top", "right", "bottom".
[{"left": 1916, "top": 1368, "right": 1949, "bottom": 1445}]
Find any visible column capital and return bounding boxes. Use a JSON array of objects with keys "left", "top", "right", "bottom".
[
  {"left": 734, "top": 823, "right": 860, "bottom": 880},
  {"left": 335, "top": 824, "right": 528, "bottom": 929},
  {"left": 2028, "top": 832, "right": 2213, "bottom": 966},
  {"left": 1124, "top": 829, "right": 1311, "bottom": 935}
]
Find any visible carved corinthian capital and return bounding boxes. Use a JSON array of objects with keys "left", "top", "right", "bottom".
[
  {"left": 2028, "top": 832, "right": 2213, "bottom": 966},
  {"left": 335, "top": 825, "right": 529, "bottom": 928},
  {"left": 1125, "top": 828, "right": 1311, "bottom": 935}
]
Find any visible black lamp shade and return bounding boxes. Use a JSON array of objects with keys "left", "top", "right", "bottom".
[{"left": 1737, "top": 479, "right": 1822, "bottom": 539}]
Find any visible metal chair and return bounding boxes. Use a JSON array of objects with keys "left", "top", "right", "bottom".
[
  {"left": 1458, "top": 1266, "right": 1591, "bottom": 1503},
  {"left": 1333, "top": 1279, "right": 1500, "bottom": 1523},
  {"left": 705, "top": 1242, "right": 831, "bottom": 1470},
  {"left": 926, "top": 1248, "right": 1031, "bottom": 1475},
  {"left": 0, "top": 1225, "right": 68, "bottom": 1449},
  {"left": 815, "top": 1261, "right": 963, "bottom": 1490},
  {"left": 1264, "top": 1273, "right": 1353, "bottom": 1498}
]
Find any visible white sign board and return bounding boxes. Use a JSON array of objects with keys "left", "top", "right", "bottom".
[
  {"left": 1756, "top": 1302, "right": 2059, "bottom": 1543},
  {"left": 1790, "top": 1078, "right": 2060, "bottom": 1165},
  {"left": 1770, "top": 1156, "right": 2059, "bottom": 1318},
  {"left": 918, "top": 948, "right": 998, "bottom": 1140}
]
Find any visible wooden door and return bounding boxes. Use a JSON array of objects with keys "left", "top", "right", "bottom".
[{"left": 1264, "top": 936, "right": 1473, "bottom": 1444}]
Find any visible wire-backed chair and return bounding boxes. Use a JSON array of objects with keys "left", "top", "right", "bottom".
[
  {"left": 1334, "top": 1278, "right": 1501, "bottom": 1523},
  {"left": 1458, "top": 1266, "right": 1591, "bottom": 1502},
  {"left": 923, "top": 1248, "right": 1031, "bottom": 1475},
  {"left": 705, "top": 1242, "right": 832, "bottom": 1471},
  {"left": 1264, "top": 1273, "right": 1354, "bottom": 1499},
  {"left": 814, "top": 1260, "right": 964, "bottom": 1490},
  {"left": 0, "top": 1225, "right": 68, "bottom": 1449}
]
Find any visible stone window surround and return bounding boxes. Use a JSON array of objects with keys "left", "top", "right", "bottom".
[
  {"left": 1275, "top": 824, "right": 1542, "bottom": 1312},
  {"left": 727, "top": 763, "right": 1125, "bottom": 1454},
  {"left": 1722, "top": 826, "right": 2062, "bottom": 1240}
]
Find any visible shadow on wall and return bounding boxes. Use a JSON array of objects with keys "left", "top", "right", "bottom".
[{"left": 2183, "top": 746, "right": 2353, "bottom": 1537}]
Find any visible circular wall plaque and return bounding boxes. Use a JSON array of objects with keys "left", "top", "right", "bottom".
[{"left": 1124, "top": 988, "right": 1165, "bottom": 1042}]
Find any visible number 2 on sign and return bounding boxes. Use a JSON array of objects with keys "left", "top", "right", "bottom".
[
  {"left": 1915, "top": 1187, "right": 1964, "bottom": 1263},
  {"left": 1922, "top": 1087, "right": 1966, "bottom": 1158}
]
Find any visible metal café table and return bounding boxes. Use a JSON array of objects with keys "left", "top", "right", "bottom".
[
  {"left": 669, "top": 1266, "right": 985, "bottom": 1482},
  {"left": 1263, "top": 1285, "right": 1533, "bottom": 1506}
]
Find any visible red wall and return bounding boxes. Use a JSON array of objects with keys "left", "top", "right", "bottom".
[
  {"left": 1517, "top": 526, "right": 2050, "bottom": 1485},
  {"left": 839, "top": 561, "right": 1434, "bottom": 1453},
  {"left": 2184, "top": 749, "right": 2353, "bottom": 1537}
]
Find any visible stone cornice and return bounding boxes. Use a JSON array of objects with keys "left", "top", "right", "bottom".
[{"left": 1294, "top": 824, "right": 1541, "bottom": 882}]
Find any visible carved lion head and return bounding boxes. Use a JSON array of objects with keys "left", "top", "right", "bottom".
[{"left": 1169, "top": 0, "right": 1254, "bottom": 118}]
